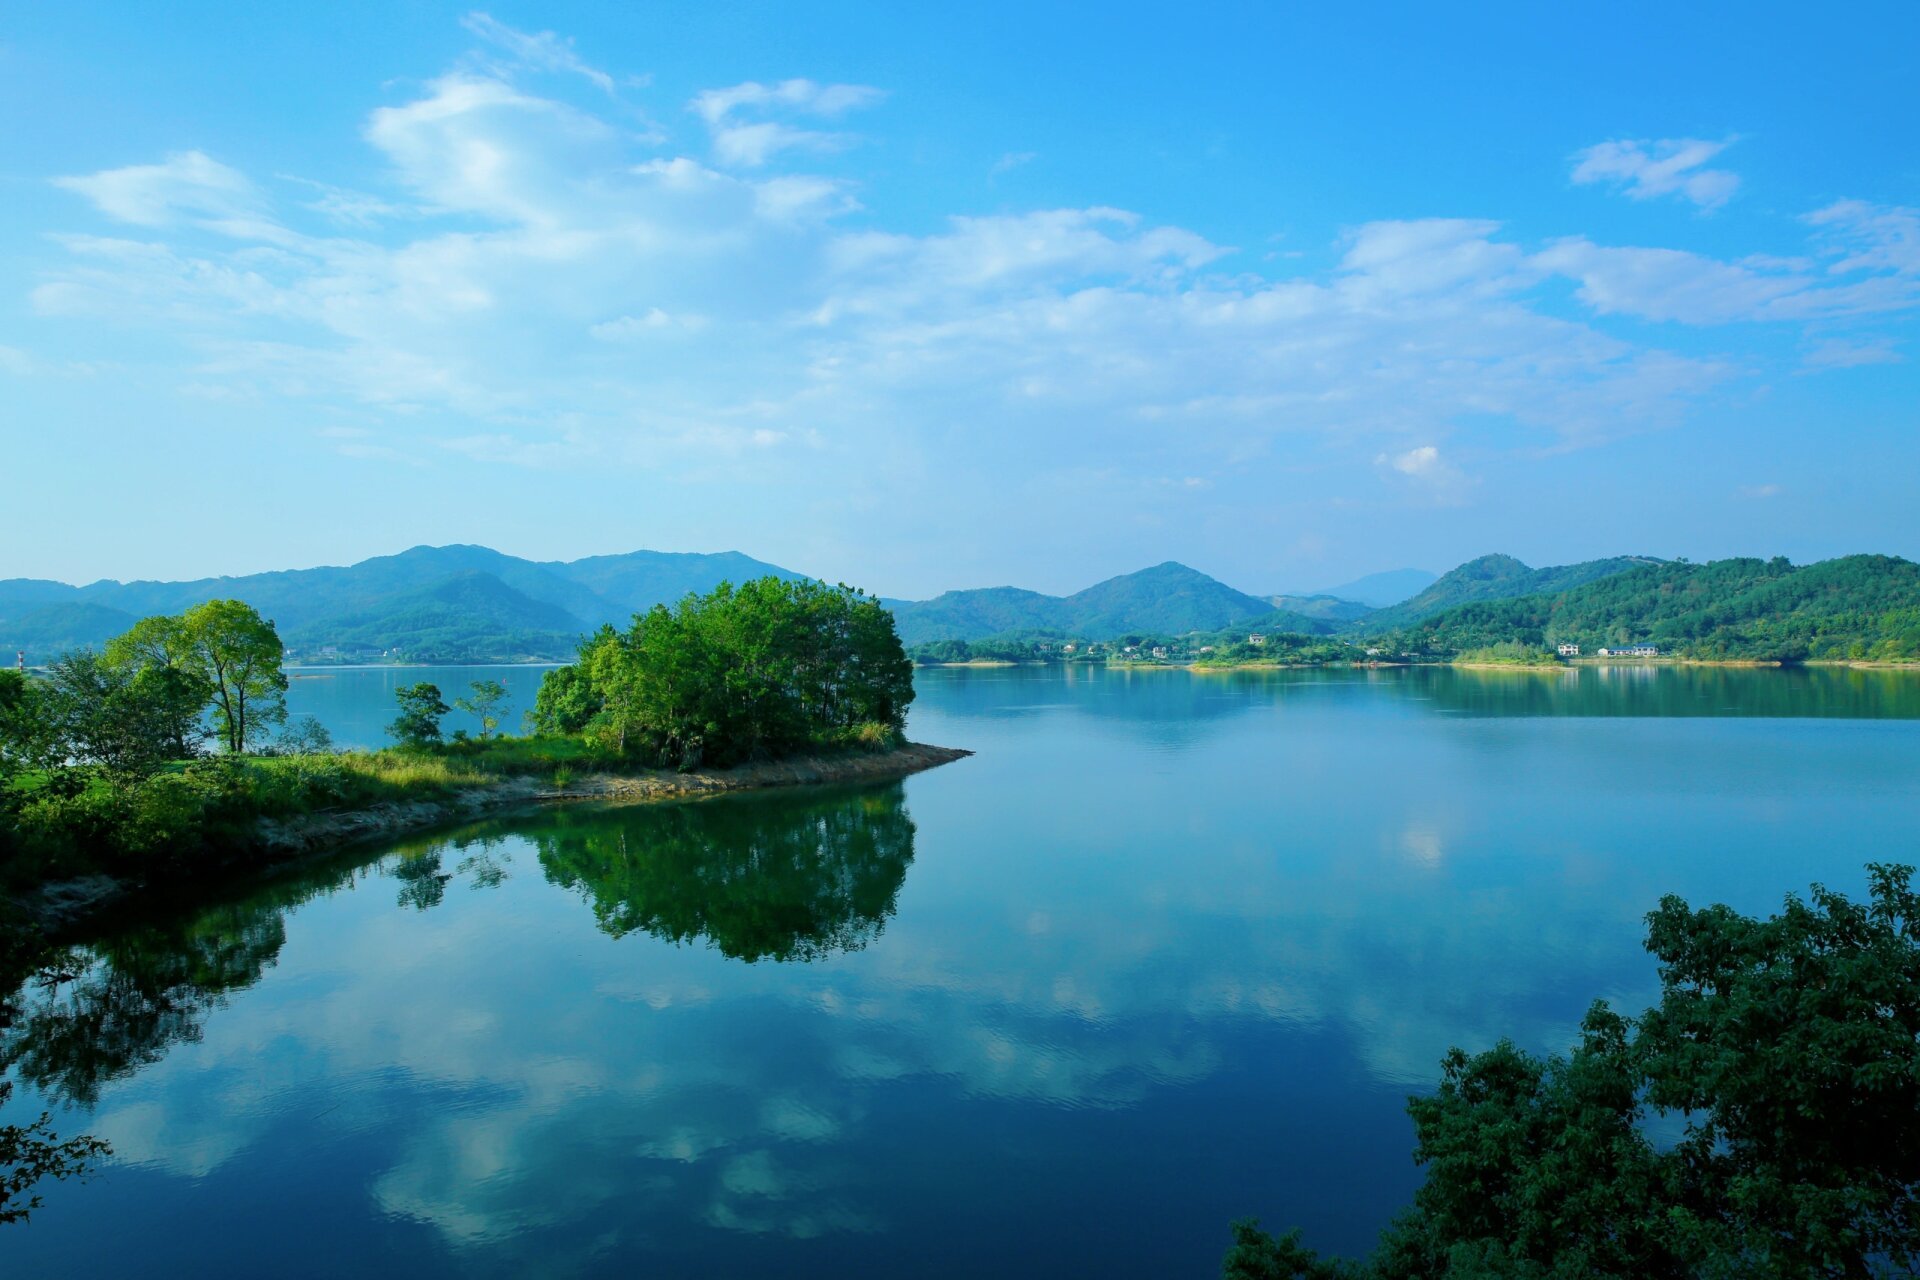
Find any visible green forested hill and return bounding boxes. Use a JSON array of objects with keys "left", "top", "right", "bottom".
[
  {"left": 281, "top": 571, "right": 585, "bottom": 662},
  {"left": 0, "top": 601, "right": 141, "bottom": 660},
  {"left": 888, "top": 562, "right": 1326, "bottom": 644},
  {"left": 1361, "top": 553, "right": 1663, "bottom": 630},
  {"left": 0, "top": 545, "right": 808, "bottom": 663},
  {"left": 1267, "top": 594, "right": 1377, "bottom": 623},
  {"left": 1396, "top": 555, "right": 1920, "bottom": 661}
]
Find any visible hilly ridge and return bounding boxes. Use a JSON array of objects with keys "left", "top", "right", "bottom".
[
  {"left": 1359, "top": 553, "right": 1665, "bottom": 631},
  {"left": 886, "top": 562, "right": 1328, "bottom": 645},
  {"left": 1393, "top": 554, "right": 1920, "bottom": 661},
  {"left": 7, "top": 545, "right": 1903, "bottom": 666},
  {"left": 0, "top": 545, "right": 806, "bottom": 663}
]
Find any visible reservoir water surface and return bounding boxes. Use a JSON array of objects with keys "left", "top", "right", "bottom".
[{"left": 6, "top": 664, "right": 1920, "bottom": 1276}]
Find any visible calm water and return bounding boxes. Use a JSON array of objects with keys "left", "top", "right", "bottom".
[
  {"left": 6, "top": 665, "right": 1920, "bottom": 1276},
  {"left": 282, "top": 664, "right": 560, "bottom": 749}
]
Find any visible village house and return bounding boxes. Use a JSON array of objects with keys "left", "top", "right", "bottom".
[
  {"left": 1556, "top": 643, "right": 1580, "bottom": 657},
  {"left": 1597, "top": 644, "right": 1659, "bottom": 657}
]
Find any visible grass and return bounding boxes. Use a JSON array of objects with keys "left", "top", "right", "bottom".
[
  {"left": 1453, "top": 643, "right": 1564, "bottom": 668},
  {"left": 2, "top": 725, "right": 918, "bottom": 896}
]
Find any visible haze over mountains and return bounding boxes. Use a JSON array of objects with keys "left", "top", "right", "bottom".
[{"left": 0, "top": 543, "right": 1695, "bottom": 663}]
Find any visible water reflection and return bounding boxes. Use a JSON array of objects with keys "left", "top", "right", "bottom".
[
  {"left": 535, "top": 786, "right": 916, "bottom": 962},
  {"left": 2, "top": 873, "right": 350, "bottom": 1107},
  {"left": 923, "top": 662, "right": 1920, "bottom": 725},
  {"left": 6, "top": 666, "right": 1920, "bottom": 1276}
]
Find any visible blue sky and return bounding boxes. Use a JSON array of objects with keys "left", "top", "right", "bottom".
[{"left": 2, "top": 2, "right": 1916, "bottom": 597}]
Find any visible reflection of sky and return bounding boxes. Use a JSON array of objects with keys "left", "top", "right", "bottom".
[{"left": 10, "top": 667, "right": 1920, "bottom": 1276}]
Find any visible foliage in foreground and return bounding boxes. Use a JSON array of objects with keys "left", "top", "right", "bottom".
[{"left": 1226, "top": 864, "right": 1920, "bottom": 1278}]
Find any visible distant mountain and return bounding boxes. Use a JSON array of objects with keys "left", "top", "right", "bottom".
[
  {"left": 0, "top": 601, "right": 141, "bottom": 659},
  {"left": 1393, "top": 555, "right": 1920, "bottom": 661},
  {"left": 282, "top": 571, "right": 585, "bottom": 662},
  {"left": 889, "top": 561, "right": 1326, "bottom": 645},
  {"left": 552, "top": 549, "right": 804, "bottom": 617},
  {"left": 1266, "top": 594, "right": 1377, "bottom": 623},
  {"left": 1308, "top": 568, "right": 1437, "bottom": 608},
  {"left": 1359, "top": 554, "right": 1663, "bottom": 631},
  {"left": 0, "top": 544, "right": 810, "bottom": 663}
]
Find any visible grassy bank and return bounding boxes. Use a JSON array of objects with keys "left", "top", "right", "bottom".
[{"left": 1, "top": 728, "right": 952, "bottom": 913}]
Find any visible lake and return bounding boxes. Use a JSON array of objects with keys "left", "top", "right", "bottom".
[{"left": 6, "top": 664, "right": 1920, "bottom": 1275}]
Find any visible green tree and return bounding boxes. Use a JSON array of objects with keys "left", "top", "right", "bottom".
[
  {"left": 102, "top": 614, "right": 214, "bottom": 758},
  {"left": 453, "top": 679, "right": 509, "bottom": 739},
  {"left": 274, "top": 715, "right": 334, "bottom": 755},
  {"left": 177, "top": 600, "right": 287, "bottom": 754},
  {"left": 389, "top": 683, "right": 449, "bottom": 747},
  {"left": 530, "top": 656, "right": 602, "bottom": 735},
  {"left": 538, "top": 577, "right": 914, "bottom": 769},
  {"left": 0, "top": 671, "right": 58, "bottom": 778},
  {"left": 1226, "top": 864, "right": 1920, "bottom": 1279},
  {"left": 40, "top": 652, "right": 203, "bottom": 777}
]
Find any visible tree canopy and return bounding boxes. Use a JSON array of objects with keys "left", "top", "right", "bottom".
[
  {"left": 1226, "top": 864, "right": 1920, "bottom": 1278},
  {"left": 106, "top": 599, "right": 288, "bottom": 752},
  {"left": 532, "top": 577, "right": 914, "bottom": 769}
]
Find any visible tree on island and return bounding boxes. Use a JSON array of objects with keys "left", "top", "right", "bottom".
[
  {"left": 1225, "top": 864, "right": 1920, "bottom": 1279},
  {"left": 389, "top": 683, "right": 450, "bottom": 747},
  {"left": 533, "top": 577, "right": 914, "bottom": 769}
]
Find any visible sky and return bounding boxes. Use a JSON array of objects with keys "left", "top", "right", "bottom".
[{"left": 2, "top": 1, "right": 1916, "bottom": 598}]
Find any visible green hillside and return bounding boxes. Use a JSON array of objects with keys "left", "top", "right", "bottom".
[
  {"left": 1267, "top": 593, "right": 1376, "bottom": 623},
  {"left": 282, "top": 571, "right": 584, "bottom": 662},
  {"left": 0, "top": 601, "right": 142, "bottom": 662},
  {"left": 1395, "top": 555, "right": 1920, "bottom": 661},
  {"left": 1360, "top": 553, "right": 1663, "bottom": 630},
  {"left": 888, "top": 561, "right": 1326, "bottom": 645},
  {"left": 549, "top": 549, "right": 803, "bottom": 616},
  {"left": 0, "top": 545, "right": 811, "bottom": 664}
]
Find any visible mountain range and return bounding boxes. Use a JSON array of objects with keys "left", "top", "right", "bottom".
[
  {"left": 2, "top": 544, "right": 1774, "bottom": 662},
  {"left": 882, "top": 562, "right": 1334, "bottom": 646},
  {"left": 0, "top": 545, "right": 802, "bottom": 663}
]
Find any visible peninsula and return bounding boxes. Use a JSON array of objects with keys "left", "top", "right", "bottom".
[{"left": 0, "top": 579, "right": 966, "bottom": 934}]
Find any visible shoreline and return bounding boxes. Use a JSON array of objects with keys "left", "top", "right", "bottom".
[{"left": 18, "top": 742, "right": 972, "bottom": 935}]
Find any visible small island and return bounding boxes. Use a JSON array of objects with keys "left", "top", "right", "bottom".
[{"left": 0, "top": 579, "right": 966, "bottom": 933}]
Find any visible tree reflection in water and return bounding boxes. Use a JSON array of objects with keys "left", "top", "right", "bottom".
[
  {"left": 534, "top": 783, "right": 918, "bottom": 962},
  {"left": 1, "top": 783, "right": 918, "bottom": 1120}
]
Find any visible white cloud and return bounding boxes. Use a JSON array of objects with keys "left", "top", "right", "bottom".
[
  {"left": 691, "top": 79, "right": 884, "bottom": 125},
  {"left": 691, "top": 78, "right": 884, "bottom": 168},
  {"left": 1570, "top": 137, "right": 1741, "bottom": 210},
  {"left": 1800, "top": 336, "right": 1902, "bottom": 371},
  {"left": 1805, "top": 199, "right": 1920, "bottom": 275},
  {"left": 53, "top": 151, "right": 286, "bottom": 242},
  {"left": 1531, "top": 237, "right": 1920, "bottom": 324},
  {"left": 1375, "top": 444, "right": 1470, "bottom": 501},
  {"left": 459, "top": 11, "right": 615, "bottom": 94},
  {"left": 1738, "top": 483, "right": 1782, "bottom": 499},
  {"left": 1385, "top": 444, "right": 1443, "bottom": 477},
  {"left": 30, "top": 33, "right": 1920, "bottom": 499}
]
